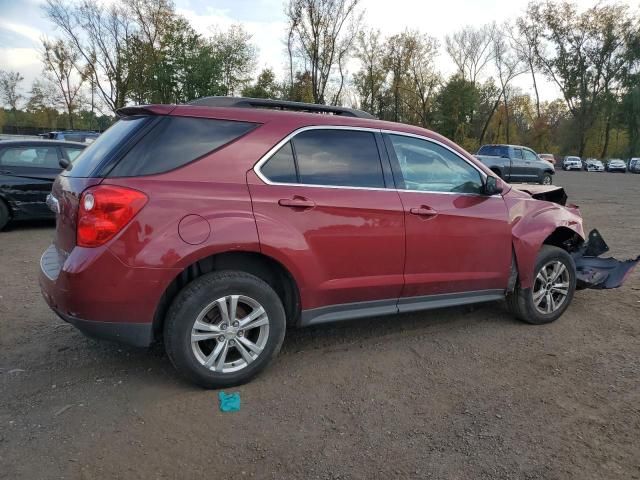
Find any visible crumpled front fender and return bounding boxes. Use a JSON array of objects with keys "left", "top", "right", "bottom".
[
  {"left": 572, "top": 229, "right": 640, "bottom": 289},
  {"left": 507, "top": 198, "right": 584, "bottom": 289}
]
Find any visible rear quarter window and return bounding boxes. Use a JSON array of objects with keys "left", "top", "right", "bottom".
[{"left": 108, "top": 117, "right": 257, "bottom": 177}]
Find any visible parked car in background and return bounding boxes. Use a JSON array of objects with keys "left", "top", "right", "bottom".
[
  {"left": 0, "top": 139, "right": 86, "bottom": 230},
  {"left": 585, "top": 159, "right": 604, "bottom": 172},
  {"left": 606, "top": 159, "right": 627, "bottom": 172},
  {"left": 40, "top": 130, "right": 100, "bottom": 144},
  {"left": 627, "top": 158, "right": 640, "bottom": 173},
  {"left": 475, "top": 144, "right": 555, "bottom": 184},
  {"left": 38, "top": 97, "right": 638, "bottom": 388},
  {"left": 538, "top": 153, "right": 556, "bottom": 165},
  {"left": 562, "top": 156, "right": 582, "bottom": 171}
]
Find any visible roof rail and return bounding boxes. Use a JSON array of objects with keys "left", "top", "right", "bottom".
[{"left": 187, "top": 96, "right": 376, "bottom": 119}]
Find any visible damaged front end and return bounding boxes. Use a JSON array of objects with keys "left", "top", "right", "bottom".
[{"left": 571, "top": 229, "right": 639, "bottom": 289}]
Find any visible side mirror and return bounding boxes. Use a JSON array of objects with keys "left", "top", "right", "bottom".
[
  {"left": 484, "top": 175, "right": 503, "bottom": 195},
  {"left": 59, "top": 158, "right": 70, "bottom": 170}
]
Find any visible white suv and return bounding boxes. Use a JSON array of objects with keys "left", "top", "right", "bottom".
[{"left": 563, "top": 156, "right": 582, "bottom": 171}]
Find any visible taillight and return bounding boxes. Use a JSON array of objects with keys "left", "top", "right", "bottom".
[{"left": 77, "top": 185, "right": 148, "bottom": 247}]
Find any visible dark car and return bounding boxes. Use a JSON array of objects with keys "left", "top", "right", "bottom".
[
  {"left": 475, "top": 144, "right": 555, "bottom": 185},
  {"left": 0, "top": 139, "right": 86, "bottom": 229},
  {"left": 38, "top": 97, "right": 639, "bottom": 389},
  {"left": 40, "top": 130, "right": 100, "bottom": 143}
]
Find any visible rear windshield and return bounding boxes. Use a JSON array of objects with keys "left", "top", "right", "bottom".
[
  {"left": 108, "top": 116, "right": 256, "bottom": 177},
  {"left": 64, "top": 116, "right": 149, "bottom": 177},
  {"left": 477, "top": 145, "right": 507, "bottom": 157}
]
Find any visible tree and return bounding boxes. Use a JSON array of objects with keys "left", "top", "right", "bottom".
[
  {"left": 44, "top": 0, "right": 135, "bottom": 112},
  {"left": 42, "top": 39, "right": 88, "bottom": 129},
  {"left": 491, "top": 25, "right": 525, "bottom": 143},
  {"left": 353, "top": 29, "right": 387, "bottom": 116},
  {"left": 211, "top": 25, "right": 257, "bottom": 96},
  {"left": 285, "top": 0, "right": 362, "bottom": 104},
  {"left": 435, "top": 75, "right": 478, "bottom": 147},
  {"left": 0, "top": 71, "right": 24, "bottom": 111},
  {"left": 528, "top": 1, "right": 634, "bottom": 157},
  {"left": 445, "top": 25, "right": 494, "bottom": 85},
  {"left": 514, "top": 16, "right": 543, "bottom": 119},
  {"left": 242, "top": 69, "right": 282, "bottom": 99}
]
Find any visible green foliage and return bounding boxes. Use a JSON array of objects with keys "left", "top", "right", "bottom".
[{"left": 242, "top": 69, "right": 282, "bottom": 99}]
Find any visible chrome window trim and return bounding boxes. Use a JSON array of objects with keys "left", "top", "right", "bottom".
[{"left": 253, "top": 125, "right": 496, "bottom": 198}]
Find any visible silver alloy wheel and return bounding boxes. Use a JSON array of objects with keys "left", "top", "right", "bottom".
[
  {"left": 543, "top": 175, "right": 552, "bottom": 184},
  {"left": 191, "top": 295, "right": 270, "bottom": 373},
  {"left": 532, "top": 260, "right": 570, "bottom": 314}
]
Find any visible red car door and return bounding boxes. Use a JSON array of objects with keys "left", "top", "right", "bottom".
[
  {"left": 248, "top": 128, "right": 405, "bottom": 320},
  {"left": 383, "top": 133, "right": 512, "bottom": 312}
]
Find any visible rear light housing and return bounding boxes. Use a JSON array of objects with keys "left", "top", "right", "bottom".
[{"left": 77, "top": 185, "right": 148, "bottom": 247}]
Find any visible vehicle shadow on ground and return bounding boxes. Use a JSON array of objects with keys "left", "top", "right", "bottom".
[
  {"left": 2, "top": 219, "right": 55, "bottom": 231},
  {"left": 68, "top": 300, "right": 517, "bottom": 389}
]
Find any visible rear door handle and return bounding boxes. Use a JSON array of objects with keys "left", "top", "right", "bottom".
[
  {"left": 0, "top": 170, "right": 12, "bottom": 175},
  {"left": 278, "top": 197, "right": 315, "bottom": 209},
  {"left": 409, "top": 206, "right": 438, "bottom": 218}
]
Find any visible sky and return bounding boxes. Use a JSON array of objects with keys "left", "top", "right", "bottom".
[{"left": 1, "top": 0, "right": 638, "bottom": 105}]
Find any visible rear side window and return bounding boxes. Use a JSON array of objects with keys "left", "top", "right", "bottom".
[
  {"left": 66, "top": 116, "right": 149, "bottom": 177},
  {"left": 292, "top": 130, "right": 384, "bottom": 188},
  {"left": 109, "top": 117, "right": 256, "bottom": 177},
  {"left": 261, "top": 142, "right": 297, "bottom": 183},
  {"left": 477, "top": 145, "right": 508, "bottom": 157}
]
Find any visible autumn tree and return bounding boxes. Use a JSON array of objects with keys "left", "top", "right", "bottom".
[{"left": 285, "top": 0, "right": 362, "bottom": 104}]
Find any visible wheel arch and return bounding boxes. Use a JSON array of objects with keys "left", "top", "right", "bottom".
[
  {"left": 512, "top": 220, "right": 584, "bottom": 289},
  {"left": 153, "top": 250, "right": 302, "bottom": 340}
]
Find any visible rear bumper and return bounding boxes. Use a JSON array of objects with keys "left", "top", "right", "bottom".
[
  {"left": 39, "top": 243, "right": 179, "bottom": 347},
  {"left": 52, "top": 309, "right": 153, "bottom": 347}
]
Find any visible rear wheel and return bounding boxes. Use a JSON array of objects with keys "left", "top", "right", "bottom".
[
  {"left": 507, "top": 246, "right": 576, "bottom": 325},
  {"left": 164, "top": 271, "right": 286, "bottom": 388},
  {"left": 0, "top": 200, "right": 10, "bottom": 231}
]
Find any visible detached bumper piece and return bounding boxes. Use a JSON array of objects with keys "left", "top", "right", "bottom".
[{"left": 572, "top": 229, "right": 640, "bottom": 290}]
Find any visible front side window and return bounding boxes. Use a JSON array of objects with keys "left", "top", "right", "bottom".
[
  {"left": 292, "top": 130, "right": 384, "bottom": 188},
  {"left": 523, "top": 149, "right": 538, "bottom": 162},
  {"left": 0, "top": 146, "right": 59, "bottom": 169},
  {"left": 388, "top": 135, "right": 483, "bottom": 194}
]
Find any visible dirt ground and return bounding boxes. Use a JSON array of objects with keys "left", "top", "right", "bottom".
[{"left": 1, "top": 170, "right": 639, "bottom": 480}]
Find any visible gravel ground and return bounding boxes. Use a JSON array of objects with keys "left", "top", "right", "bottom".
[{"left": 1, "top": 170, "right": 639, "bottom": 480}]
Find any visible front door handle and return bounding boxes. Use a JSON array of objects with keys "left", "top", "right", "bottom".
[
  {"left": 0, "top": 170, "right": 12, "bottom": 175},
  {"left": 278, "top": 197, "right": 315, "bottom": 209},
  {"left": 409, "top": 206, "right": 438, "bottom": 218}
]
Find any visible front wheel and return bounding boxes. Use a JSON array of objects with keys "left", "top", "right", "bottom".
[
  {"left": 540, "top": 173, "right": 553, "bottom": 185},
  {"left": 164, "top": 271, "right": 286, "bottom": 388},
  {"left": 507, "top": 245, "right": 576, "bottom": 325},
  {"left": 0, "top": 200, "right": 10, "bottom": 231}
]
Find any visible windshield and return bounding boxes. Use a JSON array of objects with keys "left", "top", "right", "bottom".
[{"left": 63, "top": 116, "right": 150, "bottom": 177}]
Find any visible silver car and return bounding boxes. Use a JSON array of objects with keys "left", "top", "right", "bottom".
[
  {"left": 606, "top": 159, "right": 627, "bottom": 173},
  {"left": 585, "top": 159, "right": 604, "bottom": 172}
]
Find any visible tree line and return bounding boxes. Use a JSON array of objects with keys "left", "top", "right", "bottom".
[{"left": 1, "top": 0, "right": 638, "bottom": 158}]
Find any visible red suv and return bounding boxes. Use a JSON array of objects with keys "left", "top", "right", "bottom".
[{"left": 39, "top": 97, "right": 638, "bottom": 388}]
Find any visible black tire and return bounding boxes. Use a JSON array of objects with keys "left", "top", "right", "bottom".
[
  {"left": 540, "top": 173, "right": 553, "bottom": 185},
  {"left": 0, "top": 199, "right": 10, "bottom": 231},
  {"left": 164, "top": 271, "right": 286, "bottom": 388},
  {"left": 506, "top": 245, "right": 576, "bottom": 325}
]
